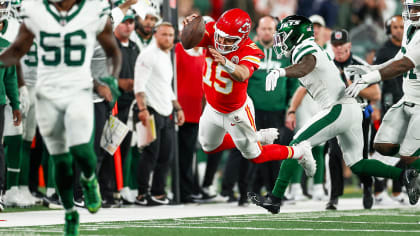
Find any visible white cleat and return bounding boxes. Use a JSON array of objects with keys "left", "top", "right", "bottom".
[
  {"left": 390, "top": 192, "right": 409, "bottom": 205},
  {"left": 312, "top": 184, "right": 328, "bottom": 201},
  {"left": 256, "top": 128, "right": 279, "bottom": 145},
  {"left": 3, "top": 187, "right": 32, "bottom": 208},
  {"left": 120, "top": 187, "right": 135, "bottom": 204},
  {"left": 19, "top": 187, "right": 39, "bottom": 205},
  {"left": 286, "top": 183, "right": 308, "bottom": 201},
  {"left": 295, "top": 141, "right": 316, "bottom": 177}
]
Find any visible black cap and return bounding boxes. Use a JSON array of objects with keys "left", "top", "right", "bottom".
[{"left": 331, "top": 29, "right": 349, "bottom": 45}]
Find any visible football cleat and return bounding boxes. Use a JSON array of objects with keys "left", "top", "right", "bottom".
[
  {"left": 3, "top": 187, "right": 32, "bottom": 207},
  {"left": 401, "top": 169, "right": 419, "bottom": 205},
  {"left": 247, "top": 192, "right": 281, "bottom": 214},
  {"left": 362, "top": 184, "right": 373, "bottom": 209},
  {"left": 295, "top": 141, "right": 316, "bottom": 177},
  {"left": 80, "top": 174, "right": 101, "bottom": 213},
  {"left": 326, "top": 197, "right": 338, "bottom": 210},
  {"left": 312, "top": 184, "right": 328, "bottom": 201},
  {"left": 256, "top": 128, "right": 279, "bottom": 145},
  {"left": 64, "top": 210, "right": 79, "bottom": 236}
]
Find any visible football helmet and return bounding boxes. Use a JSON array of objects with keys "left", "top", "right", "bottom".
[
  {"left": 273, "top": 15, "right": 314, "bottom": 58},
  {"left": 403, "top": 0, "right": 420, "bottom": 27},
  {"left": 214, "top": 8, "right": 251, "bottom": 55},
  {"left": 0, "top": 0, "right": 11, "bottom": 22}
]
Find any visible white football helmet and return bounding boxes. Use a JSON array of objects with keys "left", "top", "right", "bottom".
[{"left": 403, "top": 0, "right": 420, "bottom": 27}]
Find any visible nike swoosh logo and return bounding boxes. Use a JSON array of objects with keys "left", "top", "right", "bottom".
[{"left": 230, "top": 123, "right": 236, "bottom": 126}]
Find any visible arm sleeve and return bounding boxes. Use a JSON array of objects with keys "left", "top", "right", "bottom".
[
  {"left": 96, "top": 1, "right": 111, "bottom": 35},
  {"left": 4, "top": 66, "right": 20, "bottom": 110},
  {"left": 111, "top": 7, "right": 124, "bottom": 28},
  {"left": 134, "top": 53, "right": 153, "bottom": 93}
]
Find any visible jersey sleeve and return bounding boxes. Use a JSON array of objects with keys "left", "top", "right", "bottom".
[
  {"left": 196, "top": 22, "right": 214, "bottom": 48},
  {"left": 404, "top": 31, "right": 420, "bottom": 67},
  {"left": 96, "top": 0, "right": 111, "bottom": 35},
  {"left": 20, "top": 1, "right": 37, "bottom": 35},
  {"left": 238, "top": 43, "right": 264, "bottom": 76},
  {"left": 291, "top": 42, "right": 318, "bottom": 64}
]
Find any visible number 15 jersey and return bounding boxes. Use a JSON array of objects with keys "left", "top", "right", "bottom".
[
  {"left": 20, "top": 0, "right": 110, "bottom": 93},
  {"left": 198, "top": 22, "right": 264, "bottom": 113}
]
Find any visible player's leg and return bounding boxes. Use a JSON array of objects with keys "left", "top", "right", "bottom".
[
  {"left": 340, "top": 105, "right": 418, "bottom": 205},
  {"left": 20, "top": 86, "right": 39, "bottom": 203},
  {"left": 226, "top": 99, "right": 307, "bottom": 164},
  {"left": 373, "top": 100, "right": 407, "bottom": 156},
  {"left": 65, "top": 91, "right": 100, "bottom": 213},
  {"left": 198, "top": 104, "right": 228, "bottom": 153},
  {"left": 250, "top": 104, "right": 347, "bottom": 214},
  {"left": 2, "top": 104, "right": 28, "bottom": 207},
  {"left": 398, "top": 106, "right": 420, "bottom": 172}
]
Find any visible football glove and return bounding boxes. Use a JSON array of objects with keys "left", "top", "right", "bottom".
[
  {"left": 345, "top": 70, "right": 381, "bottom": 98},
  {"left": 19, "top": 86, "right": 30, "bottom": 117},
  {"left": 265, "top": 68, "right": 286, "bottom": 91},
  {"left": 344, "top": 65, "right": 374, "bottom": 78},
  {"left": 99, "top": 76, "right": 121, "bottom": 106}
]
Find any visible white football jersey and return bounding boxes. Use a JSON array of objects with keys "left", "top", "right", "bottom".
[
  {"left": 20, "top": 0, "right": 110, "bottom": 92},
  {"left": 291, "top": 38, "right": 349, "bottom": 109},
  {"left": 400, "top": 21, "right": 420, "bottom": 104},
  {"left": 20, "top": 42, "right": 38, "bottom": 87}
]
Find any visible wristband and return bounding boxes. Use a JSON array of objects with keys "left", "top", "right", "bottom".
[
  {"left": 222, "top": 57, "right": 236, "bottom": 74},
  {"left": 175, "top": 107, "right": 182, "bottom": 112},
  {"left": 287, "top": 110, "right": 295, "bottom": 115},
  {"left": 363, "top": 70, "right": 381, "bottom": 84},
  {"left": 277, "top": 68, "right": 286, "bottom": 77}
]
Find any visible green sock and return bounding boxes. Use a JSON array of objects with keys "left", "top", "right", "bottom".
[
  {"left": 408, "top": 159, "right": 420, "bottom": 172},
  {"left": 52, "top": 153, "right": 74, "bottom": 210},
  {"left": 272, "top": 159, "right": 300, "bottom": 198},
  {"left": 290, "top": 165, "right": 303, "bottom": 184},
  {"left": 70, "top": 143, "right": 97, "bottom": 179},
  {"left": 122, "top": 146, "right": 133, "bottom": 188},
  {"left": 19, "top": 141, "right": 32, "bottom": 186},
  {"left": 4, "top": 135, "right": 23, "bottom": 189},
  {"left": 350, "top": 159, "right": 403, "bottom": 180},
  {"left": 129, "top": 147, "right": 140, "bottom": 189},
  {"left": 313, "top": 145, "right": 325, "bottom": 184}
]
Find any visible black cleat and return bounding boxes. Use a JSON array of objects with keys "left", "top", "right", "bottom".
[
  {"left": 401, "top": 169, "right": 419, "bottom": 205},
  {"left": 247, "top": 192, "right": 281, "bottom": 214},
  {"left": 362, "top": 185, "right": 373, "bottom": 209},
  {"left": 326, "top": 197, "right": 338, "bottom": 210}
]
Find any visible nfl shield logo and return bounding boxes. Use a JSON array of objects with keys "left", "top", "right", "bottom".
[{"left": 335, "top": 31, "right": 342, "bottom": 40}]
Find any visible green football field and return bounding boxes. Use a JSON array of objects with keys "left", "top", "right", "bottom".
[{"left": 1, "top": 208, "right": 419, "bottom": 235}]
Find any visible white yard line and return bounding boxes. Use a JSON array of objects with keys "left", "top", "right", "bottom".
[{"left": 0, "top": 198, "right": 414, "bottom": 228}]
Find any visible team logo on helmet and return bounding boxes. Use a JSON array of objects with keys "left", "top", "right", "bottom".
[{"left": 238, "top": 22, "right": 250, "bottom": 34}]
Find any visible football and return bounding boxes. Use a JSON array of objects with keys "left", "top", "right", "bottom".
[{"left": 181, "top": 16, "right": 205, "bottom": 50}]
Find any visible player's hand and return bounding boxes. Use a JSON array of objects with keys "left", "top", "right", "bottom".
[
  {"left": 19, "top": 86, "right": 30, "bottom": 117},
  {"left": 344, "top": 65, "right": 373, "bottom": 78},
  {"left": 176, "top": 109, "right": 185, "bottom": 126},
  {"left": 345, "top": 75, "right": 370, "bottom": 97},
  {"left": 183, "top": 13, "right": 198, "bottom": 26},
  {"left": 285, "top": 112, "right": 296, "bottom": 131},
  {"left": 12, "top": 109, "right": 21, "bottom": 126},
  {"left": 208, "top": 47, "right": 225, "bottom": 65},
  {"left": 265, "top": 69, "right": 282, "bottom": 91},
  {"left": 96, "top": 83, "right": 113, "bottom": 102},
  {"left": 138, "top": 109, "right": 150, "bottom": 126}
]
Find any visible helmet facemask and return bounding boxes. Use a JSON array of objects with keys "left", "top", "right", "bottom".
[
  {"left": 403, "top": 0, "right": 420, "bottom": 27},
  {"left": 0, "top": 0, "right": 11, "bottom": 22},
  {"left": 273, "top": 30, "right": 294, "bottom": 58},
  {"left": 214, "top": 27, "right": 242, "bottom": 55}
]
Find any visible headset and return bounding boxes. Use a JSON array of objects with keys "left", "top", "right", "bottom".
[{"left": 385, "top": 15, "right": 402, "bottom": 35}]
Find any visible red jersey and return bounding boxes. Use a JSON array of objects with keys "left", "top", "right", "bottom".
[
  {"left": 175, "top": 43, "right": 205, "bottom": 123},
  {"left": 198, "top": 22, "right": 264, "bottom": 113}
]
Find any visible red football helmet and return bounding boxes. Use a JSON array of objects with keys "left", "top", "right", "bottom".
[{"left": 214, "top": 8, "right": 251, "bottom": 54}]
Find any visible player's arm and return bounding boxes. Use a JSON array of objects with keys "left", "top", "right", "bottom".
[
  {"left": 208, "top": 47, "right": 250, "bottom": 82},
  {"left": 97, "top": 18, "right": 122, "bottom": 79},
  {"left": 284, "top": 54, "right": 316, "bottom": 78},
  {"left": 0, "top": 23, "right": 34, "bottom": 66},
  {"left": 378, "top": 57, "right": 414, "bottom": 81}
]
